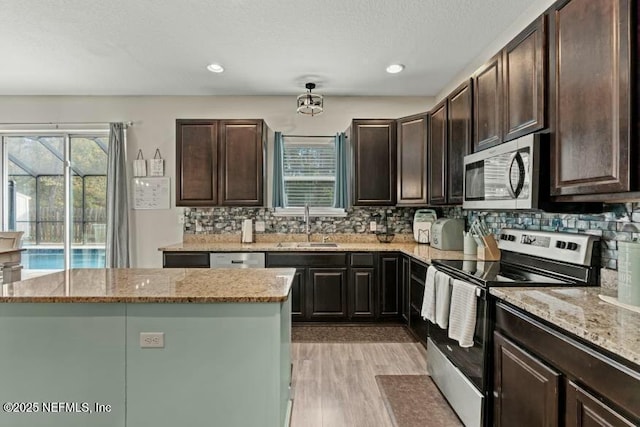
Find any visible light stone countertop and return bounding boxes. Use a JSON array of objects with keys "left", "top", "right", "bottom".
[
  {"left": 0, "top": 268, "right": 296, "bottom": 303},
  {"left": 158, "top": 241, "right": 474, "bottom": 265},
  {"left": 490, "top": 286, "right": 640, "bottom": 366}
]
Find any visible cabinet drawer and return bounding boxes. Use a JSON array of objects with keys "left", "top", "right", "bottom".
[
  {"left": 350, "top": 253, "right": 375, "bottom": 267},
  {"left": 410, "top": 260, "right": 428, "bottom": 283},
  {"left": 163, "top": 252, "right": 210, "bottom": 268},
  {"left": 266, "top": 252, "right": 347, "bottom": 267}
]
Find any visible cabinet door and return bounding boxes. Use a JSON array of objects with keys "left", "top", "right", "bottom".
[
  {"left": 348, "top": 267, "right": 375, "bottom": 319},
  {"left": 396, "top": 114, "right": 428, "bottom": 206},
  {"left": 352, "top": 120, "right": 397, "bottom": 205},
  {"left": 218, "top": 120, "right": 264, "bottom": 206},
  {"left": 493, "top": 331, "right": 561, "bottom": 427},
  {"left": 473, "top": 52, "right": 503, "bottom": 151},
  {"left": 307, "top": 268, "right": 348, "bottom": 320},
  {"left": 549, "top": 0, "right": 632, "bottom": 196},
  {"left": 379, "top": 254, "right": 400, "bottom": 318},
  {"left": 290, "top": 268, "right": 306, "bottom": 321},
  {"left": 401, "top": 256, "right": 410, "bottom": 323},
  {"left": 447, "top": 80, "right": 473, "bottom": 204},
  {"left": 503, "top": 15, "right": 546, "bottom": 141},
  {"left": 176, "top": 120, "right": 218, "bottom": 206},
  {"left": 565, "top": 380, "right": 636, "bottom": 427},
  {"left": 428, "top": 100, "right": 447, "bottom": 204}
]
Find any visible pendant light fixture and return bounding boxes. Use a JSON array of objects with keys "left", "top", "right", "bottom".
[{"left": 296, "top": 83, "right": 324, "bottom": 116}]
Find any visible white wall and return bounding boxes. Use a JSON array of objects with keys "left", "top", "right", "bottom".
[
  {"left": 0, "top": 95, "right": 433, "bottom": 267},
  {"left": 436, "top": 0, "right": 557, "bottom": 101}
]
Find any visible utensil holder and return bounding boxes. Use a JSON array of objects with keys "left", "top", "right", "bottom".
[{"left": 477, "top": 235, "right": 500, "bottom": 261}]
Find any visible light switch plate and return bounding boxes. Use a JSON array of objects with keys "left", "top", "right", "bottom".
[
  {"left": 370, "top": 221, "right": 377, "bottom": 232},
  {"left": 140, "top": 332, "right": 165, "bottom": 348},
  {"left": 255, "top": 221, "right": 265, "bottom": 232}
]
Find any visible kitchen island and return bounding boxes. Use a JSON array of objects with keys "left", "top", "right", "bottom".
[{"left": 0, "top": 268, "right": 295, "bottom": 427}]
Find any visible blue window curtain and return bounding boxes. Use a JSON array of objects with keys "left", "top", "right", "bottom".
[
  {"left": 105, "top": 123, "right": 130, "bottom": 268},
  {"left": 272, "top": 131, "right": 285, "bottom": 208},
  {"left": 333, "top": 132, "right": 348, "bottom": 208}
]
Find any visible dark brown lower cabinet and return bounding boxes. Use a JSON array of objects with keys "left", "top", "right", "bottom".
[
  {"left": 307, "top": 268, "right": 348, "bottom": 320},
  {"left": 379, "top": 254, "right": 401, "bottom": 319},
  {"left": 494, "top": 302, "right": 640, "bottom": 426},
  {"left": 348, "top": 268, "right": 375, "bottom": 319},
  {"left": 566, "top": 381, "right": 636, "bottom": 427},
  {"left": 408, "top": 260, "right": 428, "bottom": 345},
  {"left": 493, "top": 331, "right": 561, "bottom": 427}
]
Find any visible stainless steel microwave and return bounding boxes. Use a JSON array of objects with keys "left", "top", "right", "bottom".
[{"left": 463, "top": 134, "right": 541, "bottom": 210}]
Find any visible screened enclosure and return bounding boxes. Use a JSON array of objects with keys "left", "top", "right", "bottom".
[{"left": 4, "top": 135, "right": 108, "bottom": 270}]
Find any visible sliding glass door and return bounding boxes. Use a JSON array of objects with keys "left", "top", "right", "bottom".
[{"left": 3, "top": 134, "right": 108, "bottom": 278}]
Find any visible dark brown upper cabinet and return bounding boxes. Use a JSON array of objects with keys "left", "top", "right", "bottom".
[
  {"left": 447, "top": 79, "right": 473, "bottom": 204},
  {"left": 218, "top": 120, "right": 264, "bottom": 206},
  {"left": 473, "top": 53, "right": 503, "bottom": 151},
  {"left": 176, "top": 119, "right": 266, "bottom": 207},
  {"left": 503, "top": 15, "right": 547, "bottom": 141},
  {"left": 351, "top": 119, "right": 397, "bottom": 206},
  {"left": 428, "top": 100, "right": 447, "bottom": 205},
  {"left": 473, "top": 16, "right": 547, "bottom": 152},
  {"left": 549, "top": 0, "right": 634, "bottom": 197},
  {"left": 176, "top": 119, "right": 218, "bottom": 206},
  {"left": 396, "top": 113, "right": 428, "bottom": 206}
]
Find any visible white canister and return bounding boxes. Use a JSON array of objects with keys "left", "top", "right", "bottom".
[
  {"left": 463, "top": 233, "right": 478, "bottom": 255},
  {"left": 617, "top": 241, "right": 640, "bottom": 307}
]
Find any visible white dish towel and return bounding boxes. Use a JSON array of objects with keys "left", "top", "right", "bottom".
[
  {"left": 434, "top": 271, "right": 452, "bottom": 329},
  {"left": 448, "top": 279, "right": 478, "bottom": 348},
  {"left": 421, "top": 266, "right": 437, "bottom": 322}
]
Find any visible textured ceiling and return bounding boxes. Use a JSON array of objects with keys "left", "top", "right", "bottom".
[{"left": 0, "top": 0, "right": 539, "bottom": 96}]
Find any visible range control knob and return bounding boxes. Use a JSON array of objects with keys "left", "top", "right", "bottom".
[
  {"left": 556, "top": 241, "right": 567, "bottom": 249},
  {"left": 567, "top": 242, "right": 579, "bottom": 251},
  {"left": 509, "top": 235, "right": 516, "bottom": 241}
]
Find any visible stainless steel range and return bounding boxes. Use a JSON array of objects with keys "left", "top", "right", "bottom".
[{"left": 426, "top": 229, "right": 600, "bottom": 427}]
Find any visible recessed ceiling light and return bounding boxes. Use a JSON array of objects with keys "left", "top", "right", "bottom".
[
  {"left": 386, "top": 64, "right": 405, "bottom": 74},
  {"left": 206, "top": 63, "right": 225, "bottom": 73}
]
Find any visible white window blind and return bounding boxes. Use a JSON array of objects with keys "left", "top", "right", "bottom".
[{"left": 282, "top": 138, "right": 336, "bottom": 207}]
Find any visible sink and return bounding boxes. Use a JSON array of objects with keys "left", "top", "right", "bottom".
[
  {"left": 276, "top": 242, "right": 338, "bottom": 248},
  {"left": 296, "top": 242, "right": 338, "bottom": 248}
]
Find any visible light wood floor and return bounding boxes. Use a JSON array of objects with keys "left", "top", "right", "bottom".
[{"left": 290, "top": 341, "right": 429, "bottom": 427}]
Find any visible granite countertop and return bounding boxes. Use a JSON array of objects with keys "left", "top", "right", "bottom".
[
  {"left": 490, "top": 286, "right": 640, "bottom": 366},
  {"left": 0, "top": 268, "right": 295, "bottom": 303},
  {"left": 159, "top": 241, "right": 474, "bottom": 265}
]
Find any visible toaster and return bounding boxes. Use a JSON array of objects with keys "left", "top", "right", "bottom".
[{"left": 430, "top": 218, "right": 465, "bottom": 250}]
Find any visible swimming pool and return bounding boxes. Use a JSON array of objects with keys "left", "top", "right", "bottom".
[{"left": 22, "top": 248, "right": 106, "bottom": 269}]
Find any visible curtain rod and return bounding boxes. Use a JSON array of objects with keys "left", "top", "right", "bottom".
[
  {"left": 282, "top": 134, "right": 335, "bottom": 138},
  {"left": 0, "top": 121, "right": 133, "bottom": 127}
]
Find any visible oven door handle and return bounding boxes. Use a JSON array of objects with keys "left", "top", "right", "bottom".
[{"left": 505, "top": 151, "right": 526, "bottom": 198}]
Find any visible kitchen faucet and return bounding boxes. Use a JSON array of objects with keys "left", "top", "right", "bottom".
[{"left": 304, "top": 203, "right": 310, "bottom": 242}]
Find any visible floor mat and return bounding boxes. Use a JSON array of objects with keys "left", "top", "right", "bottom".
[
  {"left": 292, "top": 325, "right": 417, "bottom": 343},
  {"left": 375, "top": 375, "right": 462, "bottom": 427}
]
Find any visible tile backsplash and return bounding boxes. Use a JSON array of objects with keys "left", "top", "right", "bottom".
[
  {"left": 183, "top": 203, "right": 640, "bottom": 271},
  {"left": 183, "top": 207, "right": 418, "bottom": 235},
  {"left": 443, "top": 203, "right": 640, "bottom": 270}
]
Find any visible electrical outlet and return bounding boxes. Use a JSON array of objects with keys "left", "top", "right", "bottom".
[
  {"left": 140, "top": 332, "right": 165, "bottom": 348},
  {"left": 370, "top": 221, "right": 377, "bottom": 232},
  {"left": 255, "top": 221, "right": 265, "bottom": 232},
  {"left": 178, "top": 215, "right": 185, "bottom": 225}
]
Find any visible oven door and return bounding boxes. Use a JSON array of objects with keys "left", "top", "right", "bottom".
[{"left": 427, "top": 290, "right": 488, "bottom": 391}]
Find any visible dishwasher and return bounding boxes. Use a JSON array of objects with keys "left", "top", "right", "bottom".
[{"left": 210, "top": 252, "right": 265, "bottom": 269}]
